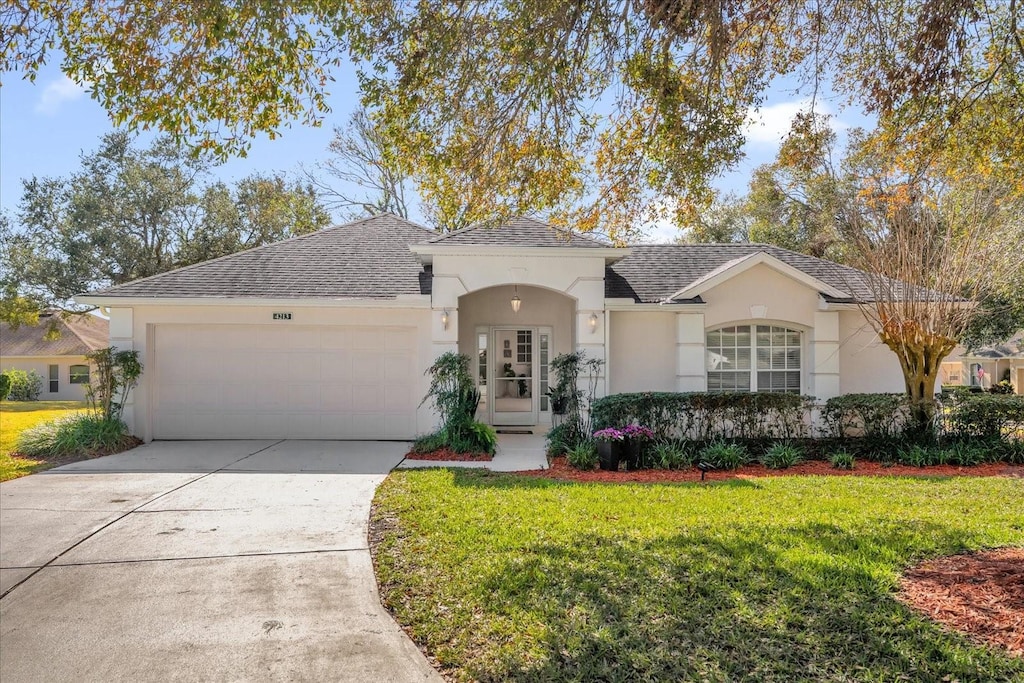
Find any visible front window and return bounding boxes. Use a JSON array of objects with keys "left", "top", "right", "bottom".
[
  {"left": 70, "top": 364, "right": 90, "bottom": 384},
  {"left": 707, "top": 325, "right": 802, "bottom": 393}
]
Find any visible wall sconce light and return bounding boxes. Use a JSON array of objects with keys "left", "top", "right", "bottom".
[
  {"left": 440, "top": 309, "right": 449, "bottom": 330},
  {"left": 588, "top": 313, "right": 599, "bottom": 333},
  {"left": 511, "top": 285, "right": 521, "bottom": 314}
]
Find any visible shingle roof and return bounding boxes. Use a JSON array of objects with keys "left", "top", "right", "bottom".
[
  {"left": 426, "top": 217, "right": 609, "bottom": 248},
  {"left": 86, "top": 214, "right": 436, "bottom": 299},
  {"left": 1, "top": 313, "right": 109, "bottom": 356},
  {"left": 606, "top": 244, "right": 877, "bottom": 303},
  {"left": 962, "top": 331, "right": 1024, "bottom": 359}
]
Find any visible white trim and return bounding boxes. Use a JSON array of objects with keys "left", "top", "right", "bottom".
[
  {"left": 665, "top": 252, "right": 848, "bottom": 302},
  {"left": 410, "top": 244, "right": 630, "bottom": 264},
  {"left": 74, "top": 295, "right": 432, "bottom": 308},
  {"left": 603, "top": 301, "right": 709, "bottom": 311}
]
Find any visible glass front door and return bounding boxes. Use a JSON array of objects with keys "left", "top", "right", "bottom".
[{"left": 490, "top": 328, "right": 537, "bottom": 426}]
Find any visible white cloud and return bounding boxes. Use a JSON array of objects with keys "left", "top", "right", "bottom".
[
  {"left": 35, "top": 75, "right": 87, "bottom": 116},
  {"left": 742, "top": 98, "right": 849, "bottom": 147}
]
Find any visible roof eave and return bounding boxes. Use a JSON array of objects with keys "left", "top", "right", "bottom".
[{"left": 75, "top": 294, "right": 432, "bottom": 308}]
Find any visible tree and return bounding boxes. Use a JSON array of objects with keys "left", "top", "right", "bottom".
[
  {"left": 0, "top": 132, "right": 330, "bottom": 321},
  {"left": 304, "top": 109, "right": 414, "bottom": 221},
  {"left": 679, "top": 192, "right": 751, "bottom": 244},
  {"left": 745, "top": 113, "right": 850, "bottom": 261},
  {"left": 842, "top": 176, "right": 1024, "bottom": 433},
  {"left": 4, "top": 1, "right": 1019, "bottom": 238}
]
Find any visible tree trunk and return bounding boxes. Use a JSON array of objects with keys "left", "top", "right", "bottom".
[{"left": 880, "top": 326, "right": 955, "bottom": 440}]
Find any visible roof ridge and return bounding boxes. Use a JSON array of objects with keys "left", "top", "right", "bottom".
[
  {"left": 84, "top": 214, "right": 432, "bottom": 296},
  {"left": 61, "top": 314, "right": 104, "bottom": 352},
  {"left": 427, "top": 215, "right": 609, "bottom": 245}
]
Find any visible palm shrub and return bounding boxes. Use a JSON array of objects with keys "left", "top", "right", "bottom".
[
  {"left": 829, "top": 450, "right": 856, "bottom": 470},
  {"left": 566, "top": 441, "right": 598, "bottom": 470},
  {"left": 700, "top": 440, "right": 749, "bottom": 470},
  {"left": 420, "top": 352, "right": 494, "bottom": 454},
  {"left": 761, "top": 442, "right": 803, "bottom": 469},
  {"left": 652, "top": 442, "right": 694, "bottom": 469}
]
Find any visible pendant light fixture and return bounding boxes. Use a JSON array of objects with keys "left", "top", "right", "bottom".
[{"left": 511, "top": 285, "right": 521, "bottom": 314}]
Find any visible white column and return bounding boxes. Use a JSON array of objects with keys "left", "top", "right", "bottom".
[
  {"left": 676, "top": 312, "right": 706, "bottom": 392},
  {"left": 811, "top": 311, "right": 841, "bottom": 399}
]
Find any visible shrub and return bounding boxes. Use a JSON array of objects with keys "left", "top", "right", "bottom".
[
  {"left": 761, "top": 442, "right": 803, "bottom": 469},
  {"left": 566, "top": 441, "right": 598, "bottom": 470},
  {"left": 548, "top": 351, "right": 605, "bottom": 453},
  {"left": 16, "top": 413, "right": 135, "bottom": 458},
  {"left": 84, "top": 347, "right": 143, "bottom": 421},
  {"left": 700, "top": 440, "right": 749, "bottom": 470},
  {"left": 4, "top": 369, "right": 42, "bottom": 401},
  {"left": 0, "top": 372, "right": 10, "bottom": 400},
  {"left": 652, "top": 442, "right": 694, "bottom": 470},
  {"left": 821, "top": 393, "right": 911, "bottom": 440},
  {"left": 411, "top": 432, "right": 448, "bottom": 454},
  {"left": 465, "top": 421, "right": 497, "bottom": 454},
  {"left": 990, "top": 380, "right": 1015, "bottom": 395},
  {"left": 898, "top": 444, "right": 936, "bottom": 467},
  {"left": 591, "top": 392, "right": 815, "bottom": 442},
  {"left": 946, "top": 441, "right": 986, "bottom": 467},
  {"left": 943, "top": 393, "right": 1024, "bottom": 441},
  {"left": 830, "top": 450, "right": 855, "bottom": 470}
]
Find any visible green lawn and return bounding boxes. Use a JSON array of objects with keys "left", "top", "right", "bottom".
[
  {"left": 0, "top": 401, "right": 88, "bottom": 481},
  {"left": 372, "top": 470, "right": 1024, "bottom": 682}
]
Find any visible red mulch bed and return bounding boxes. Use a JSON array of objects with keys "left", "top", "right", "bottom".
[
  {"left": 405, "top": 448, "right": 493, "bottom": 462},
  {"left": 899, "top": 548, "right": 1024, "bottom": 657},
  {"left": 520, "top": 457, "right": 1024, "bottom": 483}
]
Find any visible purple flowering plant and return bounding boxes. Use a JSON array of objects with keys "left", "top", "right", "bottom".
[
  {"left": 623, "top": 424, "right": 655, "bottom": 441},
  {"left": 593, "top": 427, "right": 626, "bottom": 442}
]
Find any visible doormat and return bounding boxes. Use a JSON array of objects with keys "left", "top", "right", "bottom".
[{"left": 496, "top": 429, "right": 533, "bottom": 435}]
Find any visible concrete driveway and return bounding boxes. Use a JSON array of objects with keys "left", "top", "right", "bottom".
[{"left": 0, "top": 440, "right": 442, "bottom": 682}]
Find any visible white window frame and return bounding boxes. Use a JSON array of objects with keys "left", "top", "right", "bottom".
[{"left": 706, "top": 323, "right": 804, "bottom": 394}]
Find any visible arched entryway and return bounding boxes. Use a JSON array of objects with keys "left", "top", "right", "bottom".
[{"left": 458, "top": 285, "right": 576, "bottom": 426}]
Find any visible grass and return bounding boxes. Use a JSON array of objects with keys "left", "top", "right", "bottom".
[
  {"left": 372, "top": 470, "right": 1024, "bottom": 682},
  {"left": 0, "top": 401, "right": 88, "bottom": 481}
]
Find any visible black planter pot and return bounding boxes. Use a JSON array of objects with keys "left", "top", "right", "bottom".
[
  {"left": 625, "top": 439, "right": 645, "bottom": 471},
  {"left": 597, "top": 440, "right": 623, "bottom": 471}
]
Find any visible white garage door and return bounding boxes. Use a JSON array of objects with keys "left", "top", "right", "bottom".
[{"left": 153, "top": 324, "right": 419, "bottom": 439}]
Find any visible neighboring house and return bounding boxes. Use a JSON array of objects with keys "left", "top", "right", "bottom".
[
  {"left": 0, "top": 312, "right": 109, "bottom": 401},
  {"left": 940, "top": 332, "right": 1024, "bottom": 394},
  {"left": 77, "top": 214, "right": 905, "bottom": 442}
]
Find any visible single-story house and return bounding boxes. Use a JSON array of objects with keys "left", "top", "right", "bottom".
[
  {"left": 76, "top": 214, "right": 905, "bottom": 441},
  {"left": 1, "top": 311, "right": 109, "bottom": 400},
  {"left": 939, "top": 332, "right": 1024, "bottom": 394}
]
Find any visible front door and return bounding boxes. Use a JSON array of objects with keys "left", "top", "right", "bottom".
[{"left": 490, "top": 328, "right": 537, "bottom": 426}]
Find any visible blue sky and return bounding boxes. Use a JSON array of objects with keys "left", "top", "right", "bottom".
[{"left": 0, "top": 58, "right": 868, "bottom": 243}]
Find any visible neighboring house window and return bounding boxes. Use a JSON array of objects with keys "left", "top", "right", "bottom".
[
  {"left": 70, "top": 364, "right": 90, "bottom": 384},
  {"left": 48, "top": 364, "right": 59, "bottom": 393},
  {"left": 706, "top": 325, "right": 802, "bottom": 394},
  {"left": 517, "top": 330, "right": 532, "bottom": 363}
]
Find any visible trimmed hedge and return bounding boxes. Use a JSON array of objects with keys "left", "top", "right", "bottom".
[
  {"left": 590, "top": 392, "right": 816, "bottom": 442},
  {"left": 821, "top": 393, "right": 910, "bottom": 440},
  {"left": 944, "top": 392, "right": 1024, "bottom": 440},
  {"left": 2, "top": 369, "right": 42, "bottom": 401}
]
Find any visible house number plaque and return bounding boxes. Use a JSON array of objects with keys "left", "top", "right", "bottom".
[{"left": 272, "top": 312, "right": 292, "bottom": 320}]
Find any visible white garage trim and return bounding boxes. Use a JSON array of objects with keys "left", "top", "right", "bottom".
[{"left": 152, "top": 324, "right": 420, "bottom": 440}]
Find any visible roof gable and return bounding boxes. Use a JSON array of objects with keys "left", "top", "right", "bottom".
[
  {"left": 1, "top": 313, "right": 109, "bottom": 357},
  {"left": 665, "top": 251, "right": 848, "bottom": 301}
]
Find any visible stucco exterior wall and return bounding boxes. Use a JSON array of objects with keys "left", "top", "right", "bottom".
[
  {"left": 0, "top": 355, "right": 92, "bottom": 401},
  {"left": 115, "top": 304, "right": 433, "bottom": 441},
  {"left": 608, "top": 311, "right": 677, "bottom": 393},
  {"left": 457, "top": 285, "right": 575, "bottom": 361},
  {"left": 701, "top": 263, "right": 821, "bottom": 330},
  {"left": 837, "top": 311, "right": 906, "bottom": 394}
]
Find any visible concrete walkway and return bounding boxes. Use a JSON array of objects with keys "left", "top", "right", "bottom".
[
  {"left": 0, "top": 440, "right": 442, "bottom": 683},
  {"left": 398, "top": 431, "right": 549, "bottom": 471}
]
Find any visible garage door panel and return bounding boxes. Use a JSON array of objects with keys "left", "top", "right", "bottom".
[{"left": 153, "top": 324, "right": 419, "bottom": 439}]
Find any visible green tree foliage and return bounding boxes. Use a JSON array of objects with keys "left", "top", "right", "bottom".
[
  {"left": 4, "top": 1, "right": 1019, "bottom": 238},
  {"left": 0, "top": 132, "right": 330, "bottom": 320}
]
